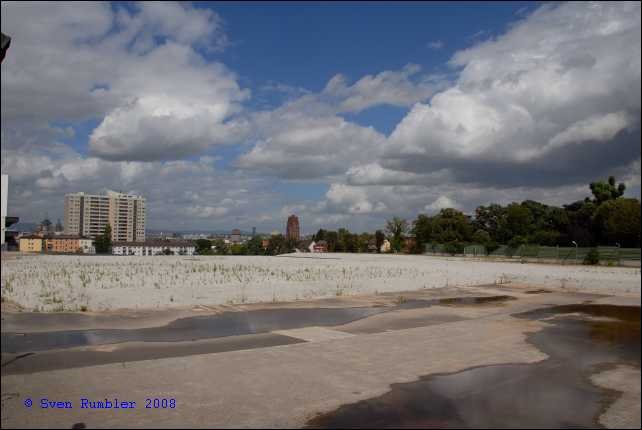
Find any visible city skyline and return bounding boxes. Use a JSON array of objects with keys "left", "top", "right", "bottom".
[{"left": 1, "top": 2, "right": 640, "bottom": 233}]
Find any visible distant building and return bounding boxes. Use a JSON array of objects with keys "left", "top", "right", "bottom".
[
  {"left": 64, "top": 190, "right": 146, "bottom": 242},
  {"left": 261, "top": 239, "right": 270, "bottom": 250},
  {"left": 45, "top": 235, "right": 95, "bottom": 254},
  {"left": 309, "top": 240, "right": 328, "bottom": 253},
  {"left": 112, "top": 240, "right": 195, "bottom": 256},
  {"left": 231, "top": 228, "right": 242, "bottom": 243},
  {"left": 78, "top": 238, "right": 95, "bottom": 254},
  {"left": 36, "top": 218, "right": 53, "bottom": 235},
  {"left": 380, "top": 239, "right": 391, "bottom": 253},
  {"left": 252, "top": 227, "right": 256, "bottom": 237},
  {"left": 286, "top": 214, "right": 300, "bottom": 242},
  {"left": 19, "top": 235, "right": 44, "bottom": 253}
]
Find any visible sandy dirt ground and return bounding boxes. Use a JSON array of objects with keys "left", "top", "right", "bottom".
[{"left": 1, "top": 252, "right": 640, "bottom": 311}]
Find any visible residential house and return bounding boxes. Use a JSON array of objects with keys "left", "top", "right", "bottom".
[
  {"left": 78, "top": 238, "right": 95, "bottom": 254},
  {"left": 19, "top": 235, "right": 44, "bottom": 253},
  {"left": 112, "top": 240, "right": 196, "bottom": 256},
  {"left": 311, "top": 240, "right": 328, "bottom": 253},
  {"left": 46, "top": 235, "right": 81, "bottom": 253}
]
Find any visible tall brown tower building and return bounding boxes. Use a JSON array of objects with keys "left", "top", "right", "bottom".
[{"left": 286, "top": 214, "right": 300, "bottom": 242}]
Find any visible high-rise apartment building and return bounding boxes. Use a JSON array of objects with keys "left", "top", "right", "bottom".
[
  {"left": 64, "top": 191, "right": 146, "bottom": 242},
  {"left": 286, "top": 214, "right": 300, "bottom": 242}
]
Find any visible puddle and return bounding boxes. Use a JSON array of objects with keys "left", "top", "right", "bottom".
[
  {"left": 305, "top": 305, "right": 640, "bottom": 428},
  {"left": 1, "top": 296, "right": 515, "bottom": 353},
  {"left": 2, "top": 333, "right": 305, "bottom": 375},
  {"left": 1, "top": 307, "right": 380, "bottom": 353},
  {"left": 436, "top": 295, "right": 516, "bottom": 306}
]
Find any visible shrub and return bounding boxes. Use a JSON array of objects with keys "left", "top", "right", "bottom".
[
  {"left": 484, "top": 241, "right": 500, "bottom": 255},
  {"left": 444, "top": 241, "right": 464, "bottom": 255},
  {"left": 583, "top": 248, "right": 600, "bottom": 265},
  {"left": 507, "top": 235, "right": 529, "bottom": 249}
]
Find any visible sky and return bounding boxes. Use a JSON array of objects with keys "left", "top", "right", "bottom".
[{"left": 1, "top": 1, "right": 640, "bottom": 234}]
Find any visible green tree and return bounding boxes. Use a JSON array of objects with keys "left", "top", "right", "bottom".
[
  {"left": 590, "top": 176, "right": 626, "bottom": 204},
  {"left": 564, "top": 200, "right": 598, "bottom": 246},
  {"left": 530, "top": 230, "right": 561, "bottom": 246},
  {"left": 94, "top": 224, "right": 112, "bottom": 254},
  {"left": 594, "top": 198, "right": 641, "bottom": 247},
  {"left": 325, "top": 231, "right": 338, "bottom": 252},
  {"left": 230, "top": 243, "right": 247, "bottom": 255},
  {"left": 245, "top": 236, "right": 265, "bottom": 255},
  {"left": 412, "top": 214, "right": 433, "bottom": 250},
  {"left": 474, "top": 204, "right": 507, "bottom": 243},
  {"left": 195, "top": 239, "right": 213, "bottom": 255},
  {"left": 472, "top": 227, "right": 500, "bottom": 255},
  {"left": 314, "top": 229, "right": 327, "bottom": 242},
  {"left": 505, "top": 203, "right": 534, "bottom": 238},
  {"left": 385, "top": 217, "right": 408, "bottom": 252},
  {"left": 541, "top": 206, "right": 569, "bottom": 245},
  {"left": 266, "top": 234, "right": 291, "bottom": 255},
  {"left": 336, "top": 228, "right": 358, "bottom": 253},
  {"left": 375, "top": 230, "right": 385, "bottom": 253},
  {"left": 285, "top": 237, "right": 298, "bottom": 253},
  {"left": 431, "top": 209, "right": 472, "bottom": 244},
  {"left": 357, "top": 232, "right": 372, "bottom": 253},
  {"left": 211, "top": 239, "right": 229, "bottom": 255},
  {"left": 472, "top": 229, "right": 491, "bottom": 244}
]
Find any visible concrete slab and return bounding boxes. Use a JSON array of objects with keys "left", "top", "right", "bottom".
[
  {"left": 592, "top": 365, "right": 642, "bottom": 429},
  {"left": 1, "top": 318, "right": 547, "bottom": 429},
  {"left": 273, "top": 327, "right": 356, "bottom": 342}
]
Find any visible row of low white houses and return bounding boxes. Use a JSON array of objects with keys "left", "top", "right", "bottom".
[{"left": 112, "top": 240, "right": 196, "bottom": 256}]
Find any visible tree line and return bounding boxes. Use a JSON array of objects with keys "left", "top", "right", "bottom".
[
  {"left": 410, "top": 176, "right": 640, "bottom": 254},
  {"left": 189, "top": 176, "right": 640, "bottom": 256}
]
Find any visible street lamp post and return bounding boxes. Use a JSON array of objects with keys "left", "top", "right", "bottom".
[{"left": 572, "top": 241, "right": 578, "bottom": 265}]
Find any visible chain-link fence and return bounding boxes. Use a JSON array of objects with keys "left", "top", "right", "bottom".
[{"left": 425, "top": 243, "right": 641, "bottom": 266}]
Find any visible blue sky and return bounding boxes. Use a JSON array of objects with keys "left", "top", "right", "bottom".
[
  {"left": 215, "top": 2, "right": 534, "bottom": 92},
  {"left": 1, "top": 2, "right": 640, "bottom": 233}
]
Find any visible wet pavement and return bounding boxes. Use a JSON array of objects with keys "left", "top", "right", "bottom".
[
  {"left": 2, "top": 285, "right": 640, "bottom": 429},
  {"left": 305, "top": 304, "right": 641, "bottom": 428},
  {"left": 2, "top": 333, "right": 305, "bottom": 375},
  {"left": 1, "top": 296, "right": 516, "bottom": 354},
  {"left": 2, "top": 307, "right": 381, "bottom": 353}
]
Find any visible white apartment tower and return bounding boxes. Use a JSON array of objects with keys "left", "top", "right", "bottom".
[{"left": 64, "top": 191, "right": 146, "bottom": 242}]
